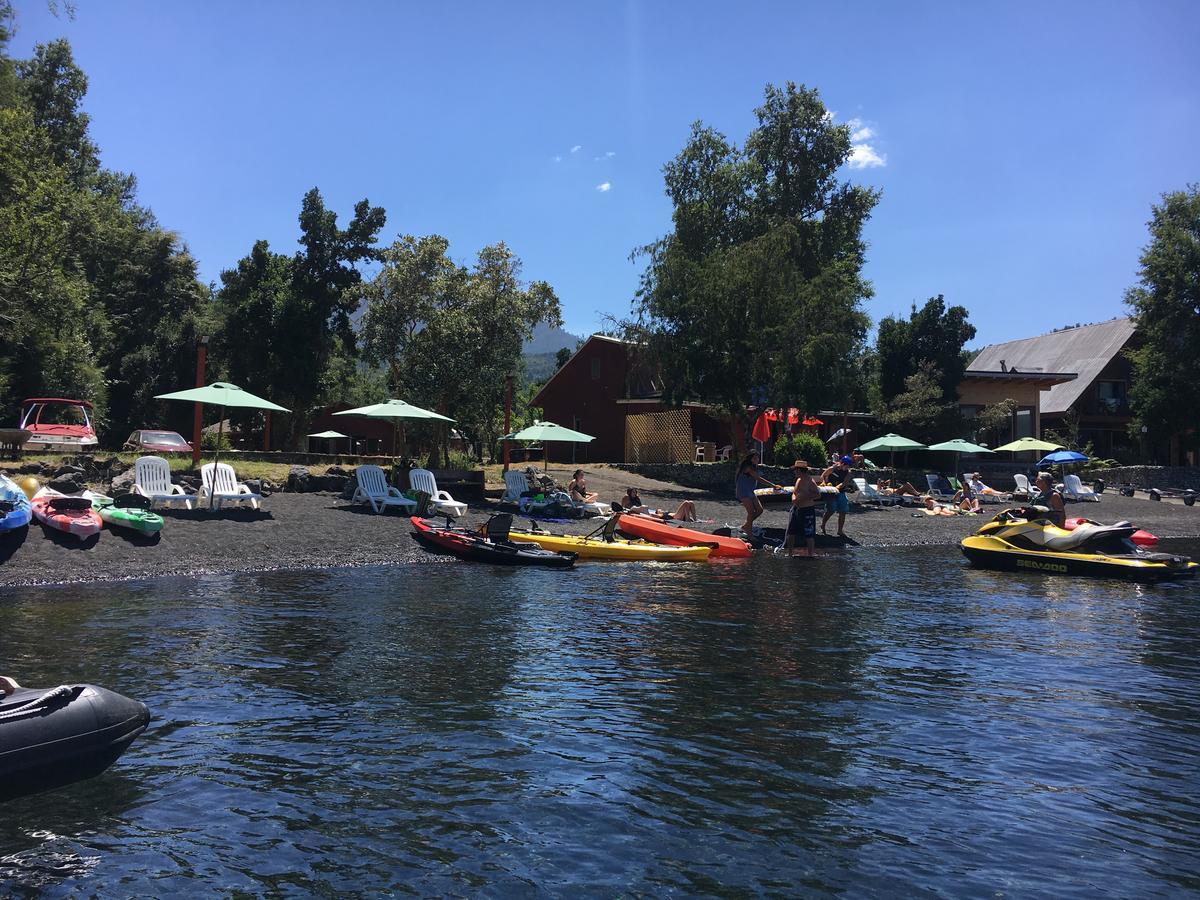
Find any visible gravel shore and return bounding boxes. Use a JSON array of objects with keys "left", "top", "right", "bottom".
[{"left": 2, "top": 464, "right": 1198, "bottom": 587}]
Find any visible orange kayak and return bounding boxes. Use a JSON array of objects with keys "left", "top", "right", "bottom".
[{"left": 617, "top": 514, "right": 752, "bottom": 558}]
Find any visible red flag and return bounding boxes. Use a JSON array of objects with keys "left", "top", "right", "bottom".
[{"left": 751, "top": 413, "right": 772, "bottom": 443}]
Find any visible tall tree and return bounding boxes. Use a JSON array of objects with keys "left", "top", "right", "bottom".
[
  {"left": 358, "top": 236, "right": 560, "bottom": 463},
  {"left": 876, "top": 362, "right": 959, "bottom": 443},
  {"left": 876, "top": 294, "right": 976, "bottom": 401},
  {"left": 1126, "top": 185, "right": 1200, "bottom": 453},
  {"left": 629, "top": 82, "right": 877, "bottom": 434},
  {"left": 16, "top": 37, "right": 97, "bottom": 183}
]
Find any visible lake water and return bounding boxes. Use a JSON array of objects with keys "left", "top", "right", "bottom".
[{"left": 2, "top": 544, "right": 1199, "bottom": 895}]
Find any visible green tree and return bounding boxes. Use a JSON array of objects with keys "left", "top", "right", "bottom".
[
  {"left": 1125, "top": 186, "right": 1200, "bottom": 454},
  {"left": 876, "top": 294, "right": 976, "bottom": 401},
  {"left": 629, "top": 82, "right": 877, "bottom": 442},
  {"left": 16, "top": 37, "right": 97, "bottom": 183},
  {"left": 358, "top": 236, "right": 561, "bottom": 464},
  {"left": 876, "top": 361, "right": 959, "bottom": 443},
  {"left": 973, "top": 398, "right": 1017, "bottom": 446}
]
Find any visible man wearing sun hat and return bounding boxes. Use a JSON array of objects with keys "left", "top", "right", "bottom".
[
  {"left": 819, "top": 455, "right": 855, "bottom": 538},
  {"left": 785, "top": 459, "right": 822, "bottom": 557}
]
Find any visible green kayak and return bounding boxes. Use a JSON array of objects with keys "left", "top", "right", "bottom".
[{"left": 89, "top": 493, "right": 165, "bottom": 534}]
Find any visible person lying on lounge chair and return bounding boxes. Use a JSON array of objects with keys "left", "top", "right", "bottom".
[
  {"left": 876, "top": 478, "right": 922, "bottom": 497},
  {"left": 619, "top": 487, "right": 697, "bottom": 522},
  {"left": 967, "top": 472, "right": 1006, "bottom": 496}
]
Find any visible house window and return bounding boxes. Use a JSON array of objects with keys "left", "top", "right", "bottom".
[
  {"left": 590, "top": 357, "right": 601, "bottom": 380},
  {"left": 1015, "top": 407, "right": 1034, "bottom": 439},
  {"left": 1096, "top": 380, "right": 1127, "bottom": 413}
]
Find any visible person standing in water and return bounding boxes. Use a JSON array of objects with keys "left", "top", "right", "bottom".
[
  {"left": 785, "top": 460, "right": 822, "bottom": 557},
  {"left": 735, "top": 449, "right": 779, "bottom": 536}
]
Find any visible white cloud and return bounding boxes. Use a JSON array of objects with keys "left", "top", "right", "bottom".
[
  {"left": 605, "top": 151, "right": 615, "bottom": 157},
  {"left": 847, "top": 143, "right": 886, "bottom": 169},
  {"left": 570, "top": 145, "right": 582, "bottom": 154},
  {"left": 845, "top": 117, "right": 885, "bottom": 169},
  {"left": 552, "top": 155, "right": 562, "bottom": 163},
  {"left": 596, "top": 182, "right": 612, "bottom": 192}
]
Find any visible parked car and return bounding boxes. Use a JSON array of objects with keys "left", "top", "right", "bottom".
[
  {"left": 19, "top": 398, "right": 99, "bottom": 452},
  {"left": 123, "top": 429, "right": 193, "bottom": 453}
]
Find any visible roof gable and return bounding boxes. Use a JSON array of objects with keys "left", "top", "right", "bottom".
[{"left": 968, "top": 317, "right": 1135, "bottom": 414}]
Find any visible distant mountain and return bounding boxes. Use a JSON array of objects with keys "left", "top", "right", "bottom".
[{"left": 523, "top": 322, "right": 583, "bottom": 355}]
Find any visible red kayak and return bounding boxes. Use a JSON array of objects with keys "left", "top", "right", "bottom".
[
  {"left": 617, "top": 513, "right": 752, "bottom": 558},
  {"left": 1065, "top": 516, "right": 1157, "bottom": 548},
  {"left": 31, "top": 492, "right": 102, "bottom": 540}
]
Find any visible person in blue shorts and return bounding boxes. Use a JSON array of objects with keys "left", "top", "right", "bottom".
[{"left": 819, "top": 455, "right": 853, "bottom": 537}]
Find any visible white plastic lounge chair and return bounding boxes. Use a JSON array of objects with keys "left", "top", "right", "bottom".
[
  {"left": 1062, "top": 473, "right": 1101, "bottom": 502},
  {"left": 1013, "top": 474, "right": 1033, "bottom": 498},
  {"left": 199, "top": 463, "right": 262, "bottom": 510},
  {"left": 715, "top": 444, "right": 732, "bottom": 462},
  {"left": 925, "top": 474, "right": 955, "bottom": 499},
  {"left": 502, "top": 470, "right": 530, "bottom": 504},
  {"left": 854, "top": 477, "right": 900, "bottom": 506},
  {"left": 131, "top": 455, "right": 193, "bottom": 509},
  {"left": 352, "top": 465, "right": 416, "bottom": 514},
  {"left": 408, "top": 468, "right": 468, "bottom": 519}
]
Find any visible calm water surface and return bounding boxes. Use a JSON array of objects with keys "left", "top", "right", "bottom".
[{"left": 2, "top": 544, "right": 1199, "bottom": 896}]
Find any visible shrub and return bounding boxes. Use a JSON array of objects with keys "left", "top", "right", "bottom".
[{"left": 773, "top": 433, "right": 827, "bottom": 467}]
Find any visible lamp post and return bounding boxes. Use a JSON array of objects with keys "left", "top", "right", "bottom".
[
  {"left": 191, "top": 336, "right": 208, "bottom": 466},
  {"left": 502, "top": 373, "right": 514, "bottom": 473}
]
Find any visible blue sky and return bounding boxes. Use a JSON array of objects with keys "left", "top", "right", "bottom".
[{"left": 10, "top": 0, "right": 1199, "bottom": 347}]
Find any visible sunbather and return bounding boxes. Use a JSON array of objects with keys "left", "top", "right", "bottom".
[
  {"left": 953, "top": 475, "right": 983, "bottom": 513},
  {"left": 877, "top": 478, "right": 921, "bottom": 497},
  {"left": 922, "top": 496, "right": 958, "bottom": 516},
  {"left": 568, "top": 470, "right": 599, "bottom": 504},
  {"left": 967, "top": 472, "right": 1005, "bottom": 496},
  {"left": 620, "top": 487, "right": 697, "bottom": 521}
]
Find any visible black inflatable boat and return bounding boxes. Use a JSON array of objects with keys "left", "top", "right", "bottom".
[{"left": 0, "top": 677, "right": 150, "bottom": 802}]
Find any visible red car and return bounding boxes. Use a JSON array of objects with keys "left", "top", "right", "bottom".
[
  {"left": 123, "top": 429, "right": 194, "bottom": 454},
  {"left": 19, "top": 398, "right": 99, "bottom": 452}
]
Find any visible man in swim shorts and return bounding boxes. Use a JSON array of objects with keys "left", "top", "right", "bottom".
[{"left": 785, "top": 459, "right": 821, "bottom": 557}]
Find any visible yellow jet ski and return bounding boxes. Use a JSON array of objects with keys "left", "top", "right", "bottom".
[
  {"left": 507, "top": 516, "right": 715, "bottom": 562},
  {"left": 960, "top": 507, "right": 1197, "bottom": 583}
]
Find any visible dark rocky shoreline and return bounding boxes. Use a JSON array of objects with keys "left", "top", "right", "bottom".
[{"left": 3, "top": 461, "right": 1199, "bottom": 588}]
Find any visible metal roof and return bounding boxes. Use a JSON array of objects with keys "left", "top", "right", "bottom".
[{"left": 968, "top": 317, "right": 1136, "bottom": 414}]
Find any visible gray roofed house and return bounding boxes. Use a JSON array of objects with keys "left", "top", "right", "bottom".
[
  {"left": 965, "top": 317, "right": 1139, "bottom": 459},
  {"left": 969, "top": 317, "right": 1137, "bottom": 416}
]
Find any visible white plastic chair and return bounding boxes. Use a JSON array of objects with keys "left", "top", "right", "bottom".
[
  {"left": 925, "top": 474, "right": 955, "bottom": 499},
  {"left": 1062, "top": 473, "right": 1100, "bottom": 502},
  {"left": 854, "top": 477, "right": 899, "bottom": 506},
  {"left": 199, "top": 463, "right": 262, "bottom": 510},
  {"left": 1013, "top": 474, "right": 1033, "bottom": 497},
  {"left": 408, "top": 468, "right": 468, "bottom": 519},
  {"left": 131, "top": 456, "right": 193, "bottom": 509},
  {"left": 715, "top": 445, "right": 732, "bottom": 462},
  {"left": 352, "top": 465, "right": 416, "bottom": 514},
  {"left": 502, "top": 470, "right": 530, "bottom": 504}
]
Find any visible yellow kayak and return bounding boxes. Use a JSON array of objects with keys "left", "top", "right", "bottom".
[{"left": 507, "top": 528, "right": 714, "bottom": 561}]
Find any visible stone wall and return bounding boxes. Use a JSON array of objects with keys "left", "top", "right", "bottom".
[
  {"left": 609, "top": 462, "right": 897, "bottom": 494},
  {"left": 1088, "top": 466, "right": 1200, "bottom": 490}
]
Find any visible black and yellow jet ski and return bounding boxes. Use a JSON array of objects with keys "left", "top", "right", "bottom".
[{"left": 960, "top": 507, "right": 1198, "bottom": 582}]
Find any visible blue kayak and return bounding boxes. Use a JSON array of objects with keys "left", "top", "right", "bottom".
[{"left": 0, "top": 473, "right": 33, "bottom": 532}]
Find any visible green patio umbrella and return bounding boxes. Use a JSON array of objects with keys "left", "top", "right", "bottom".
[
  {"left": 155, "top": 381, "right": 290, "bottom": 508},
  {"left": 992, "top": 437, "right": 1062, "bottom": 453},
  {"left": 926, "top": 438, "right": 995, "bottom": 479},
  {"left": 511, "top": 420, "right": 595, "bottom": 471},
  {"left": 307, "top": 429, "right": 349, "bottom": 453},
  {"left": 858, "top": 433, "right": 926, "bottom": 469},
  {"left": 333, "top": 399, "right": 454, "bottom": 458}
]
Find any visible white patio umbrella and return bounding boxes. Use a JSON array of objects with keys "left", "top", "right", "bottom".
[{"left": 307, "top": 429, "right": 349, "bottom": 453}]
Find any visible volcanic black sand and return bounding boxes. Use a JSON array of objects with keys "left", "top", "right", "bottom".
[{"left": 2, "top": 465, "right": 1199, "bottom": 587}]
